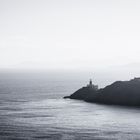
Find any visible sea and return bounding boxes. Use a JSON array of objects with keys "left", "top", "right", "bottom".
[{"left": 0, "top": 71, "right": 140, "bottom": 140}]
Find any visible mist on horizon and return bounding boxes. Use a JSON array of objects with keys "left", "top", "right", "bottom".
[{"left": 0, "top": 0, "right": 140, "bottom": 78}]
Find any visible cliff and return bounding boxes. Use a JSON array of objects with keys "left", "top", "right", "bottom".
[{"left": 64, "top": 78, "right": 140, "bottom": 106}]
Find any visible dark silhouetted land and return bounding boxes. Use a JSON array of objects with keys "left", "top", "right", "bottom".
[{"left": 64, "top": 78, "right": 140, "bottom": 106}]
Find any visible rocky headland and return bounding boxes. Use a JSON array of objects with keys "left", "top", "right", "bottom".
[{"left": 64, "top": 78, "right": 140, "bottom": 106}]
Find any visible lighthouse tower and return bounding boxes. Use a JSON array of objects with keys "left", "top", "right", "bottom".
[
  {"left": 89, "top": 79, "right": 93, "bottom": 87},
  {"left": 87, "top": 79, "right": 98, "bottom": 90}
]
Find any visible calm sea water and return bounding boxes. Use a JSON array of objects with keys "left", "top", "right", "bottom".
[{"left": 0, "top": 72, "right": 140, "bottom": 140}]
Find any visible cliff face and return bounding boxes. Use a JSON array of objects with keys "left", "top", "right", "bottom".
[{"left": 64, "top": 78, "right": 140, "bottom": 106}]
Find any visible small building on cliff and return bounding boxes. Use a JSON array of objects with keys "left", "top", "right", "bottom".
[{"left": 87, "top": 79, "right": 98, "bottom": 90}]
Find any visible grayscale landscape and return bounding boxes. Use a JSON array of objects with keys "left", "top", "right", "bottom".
[{"left": 1, "top": 0, "right": 140, "bottom": 139}]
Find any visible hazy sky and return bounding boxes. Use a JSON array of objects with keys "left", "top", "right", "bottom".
[{"left": 0, "top": 0, "right": 140, "bottom": 71}]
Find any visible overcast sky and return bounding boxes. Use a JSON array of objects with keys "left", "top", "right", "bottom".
[{"left": 0, "top": 0, "right": 140, "bottom": 71}]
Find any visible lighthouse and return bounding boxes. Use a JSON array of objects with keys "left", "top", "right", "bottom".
[{"left": 87, "top": 79, "right": 98, "bottom": 90}]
